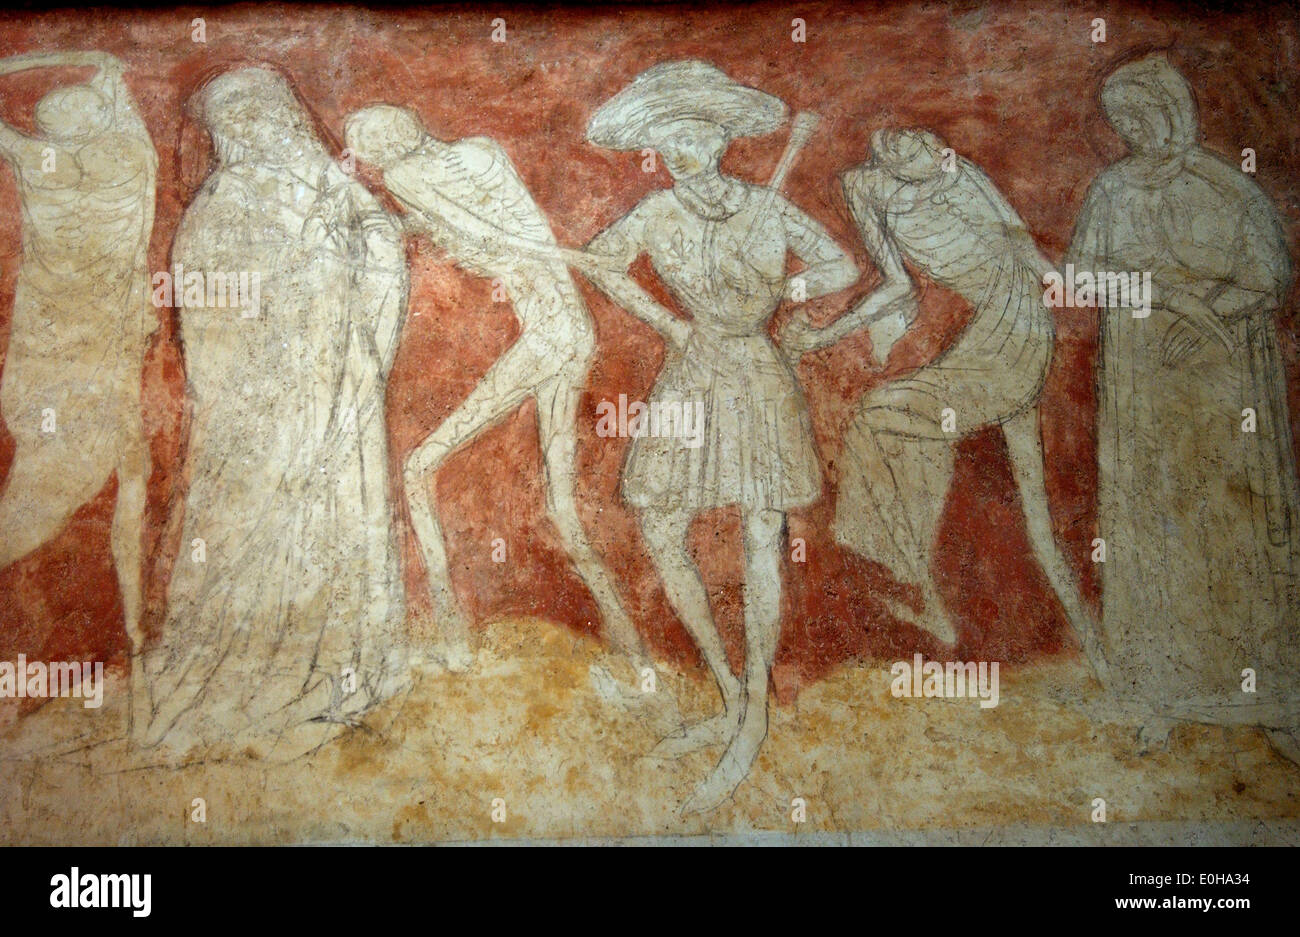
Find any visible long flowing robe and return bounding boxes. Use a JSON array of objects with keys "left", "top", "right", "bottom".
[
  {"left": 1066, "top": 59, "right": 1300, "bottom": 726},
  {"left": 139, "top": 154, "right": 410, "bottom": 758}
]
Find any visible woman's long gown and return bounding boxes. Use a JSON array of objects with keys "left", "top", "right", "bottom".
[
  {"left": 1067, "top": 146, "right": 1300, "bottom": 726},
  {"left": 139, "top": 158, "right": 411, "bottom": 758}
]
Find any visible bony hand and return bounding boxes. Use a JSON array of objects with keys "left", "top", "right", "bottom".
[
  {"left": 360, "top": 210, "right": 397, "bottom": 240},
  {"left": 301, "top": 210, "right": 343, "bottom": 253},
  {"left": 358, "top": 211, "right": 402, "bottom": 266},
  {"left": 778, "top": 315, "right": 819, "bottom": 358},
  {"left": 867, "top": 309, "right": 909, "bottom": 365}
]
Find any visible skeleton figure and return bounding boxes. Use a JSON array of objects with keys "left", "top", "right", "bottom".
[
  {"left": 581, "top": 61, "right": 858, "bottom": 813},
  {"left": 1066, "top": 55, "right": 1300, "bottom": 760},
  {"left": 786, "top": 128, "right": 1100, "bottom": 664},
  {"left": 136, "top": 69, "right": 410, "bottom": 758},
  {"left": 344, "top": 105, "right": 644, "bottom": 671},
  {"left": 0, "top": 51, "right": 156, "bottom": 711}
]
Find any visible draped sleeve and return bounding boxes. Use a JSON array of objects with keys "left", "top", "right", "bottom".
[
  {"left": 1063, "top": 170, "right": 1121, "bottom": 274},
  {"left": 1231, "top": 171, "right": 1293, "bottom": 308}
]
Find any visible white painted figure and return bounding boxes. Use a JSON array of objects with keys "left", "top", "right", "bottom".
[
  {"left": 1066, "top": 55, "right": 1300, "bottom": 759},
  {"left": 344, "top": 104, "right": 644, "bottom": 673},
  {"left": 581, "top": 61, "right": 858, "bottom": 813},
  {"left": 135, "top": 69, "right": 410, "bottom": 758},
  {"left": 792, "top": 128, "right": 1101, "bottom": 667},
  {"left": 0, "top": 51, "right": 156, "bottom": 709}
]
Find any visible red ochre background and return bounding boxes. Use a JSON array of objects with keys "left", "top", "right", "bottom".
[{"left": 1, "top": 1, "right": 1297, "bottom": 707}]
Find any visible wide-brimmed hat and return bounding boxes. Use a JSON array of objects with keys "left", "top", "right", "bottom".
[{"left": 587, "top": 60, "right": 786, "bottom": 151}]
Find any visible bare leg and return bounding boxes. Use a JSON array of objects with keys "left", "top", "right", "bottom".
[
  {"left": 1003, "top": 409, "right": 1109, "bottom": 683},
  {"left": 0, "top": 391, "right": 143, "bottom": 737},
  {"left": 536, "top": 379, "right": 644, "bottom": 664},
  {"left": 111, "top": 425, "right": 150, "bottom": 736},
  {"left": 682, "top": 507, "right": 785, "bottom": 814},
  {"left": 403, "top": 341, "right": 541, "bottom": 669},
  {"left": 640, "top": 506, "right": 743, "bottom": 751},
  {"left": 900, "top": 434, "right": 958, "bottom": 643}
]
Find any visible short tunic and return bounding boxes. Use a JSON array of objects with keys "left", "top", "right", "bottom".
[{"left": 594, "top": 184, "right": 829, "bottom": 511}]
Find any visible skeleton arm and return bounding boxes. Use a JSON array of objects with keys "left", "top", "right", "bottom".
[
  {"left": 782, "top": 172, "right": 916, "bottom": 357},
  {"left": 826, "top": 199, "right": 917, "bottom": 343},
  {"left": 0, "top": 50, "right": 103, "bottom": 76},
  {"left": 0, "top": 51, "right": 106, "bottom": 160},
  {"left": 0, "top": 109, "right": 34, "bottom": 163},
  {"left": 777, "top": 196, "right": 859, "bottom": 302},
  {"left": 345, "top": 170, "right": 408, "bottom": 376},
  {"left": 84, "top": 53, "right": 146, "bottom": 135},
  {"left": 358, "top": 209, "right": 408, "bottom": 375}
]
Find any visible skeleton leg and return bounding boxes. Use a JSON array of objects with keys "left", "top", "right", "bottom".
[
  {"left": 1003, "top": 408, "right": 1109, "bottom": 683},
  {"left": 111, "top": 420, "right": 150, "bottom": 736},
  {"left": 403, "top": 339, "right": 543, "bottom": 667},
  {"left": 0, "top": 440, "right": 110, "bottom": 569},
  {"left": 536, "top": 377, "right": 645, "bottom": 664}
]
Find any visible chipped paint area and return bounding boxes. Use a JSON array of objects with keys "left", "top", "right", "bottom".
[{"left": 2, "top": 619, "right": 1296, "bottom": 843}]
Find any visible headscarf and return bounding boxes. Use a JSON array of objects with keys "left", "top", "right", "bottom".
[
  {"left": 192, "top": 67, "right": 329, "bottom": 171},
  {"left": 1099, "top": 54, "right": 1199, "bottom": 187}
]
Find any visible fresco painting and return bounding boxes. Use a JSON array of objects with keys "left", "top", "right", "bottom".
[{"left": 0, "top": 1, "right": 1298, "bottom": 844}]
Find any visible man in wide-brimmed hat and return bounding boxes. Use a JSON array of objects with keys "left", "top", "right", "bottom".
[
  {"left": 580, "top": 60, "right": 858, "bottom": 814},
  {"left": 586, "top": 59, "right": 787, "bottom": 151}
]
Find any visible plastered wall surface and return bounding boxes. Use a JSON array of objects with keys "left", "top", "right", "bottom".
[{"left": 0, "top": 1, "right": 1297, "bottom": 843}]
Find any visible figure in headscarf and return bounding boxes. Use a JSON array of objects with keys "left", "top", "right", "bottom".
[
  {"left": 788, "top": 128, "right": 1101, "bottom": 663},
  {"left": 135, "top": 68, "right": 411, "bottom": 759},
  {"left": 342, "top": 104, "right": 644, "bottom": 673},
  {"left": 1065, "top": 54, "right": 1300, "bottom": 758},
  {"left": 0, "top": 51, "right": 156, "bottom": 697},
  {"left": 581, "top": 61, "right": 858, "bottom": 813}
]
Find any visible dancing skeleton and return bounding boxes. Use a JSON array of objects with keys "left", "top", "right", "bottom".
[
  {"left": 0, "top": 51, "right": 156, "bottom": 720},
  {"left": 344, "top": 106, "right": 644, "bottom": 670},
  {"left": 785, "top": 128, "right": 1104, "bottom": 667}
]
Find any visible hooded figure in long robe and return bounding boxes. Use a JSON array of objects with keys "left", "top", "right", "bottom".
[
  {"left": 1065, "top": 55, "right": 1300, "bottom": 758},
  {"left": 135, "top": 68, "right": 411, "bottom": 759}
]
